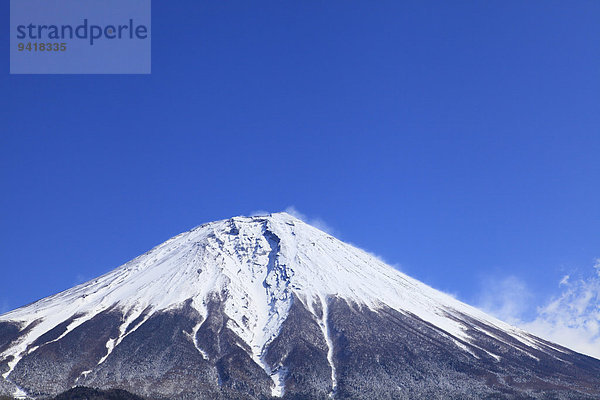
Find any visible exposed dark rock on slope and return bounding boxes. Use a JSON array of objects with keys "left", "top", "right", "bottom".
[{"left": 1, "top": 213, "right": 599, "bottom": 399}]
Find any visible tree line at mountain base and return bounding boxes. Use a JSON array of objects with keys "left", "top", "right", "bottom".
[{"left": 0, "top": 387, "right": 144, "bottom": 400}]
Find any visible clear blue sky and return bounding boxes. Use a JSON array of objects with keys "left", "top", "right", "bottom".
[{"left": 2, "top": 1, "right": 599, "bottom": 319}]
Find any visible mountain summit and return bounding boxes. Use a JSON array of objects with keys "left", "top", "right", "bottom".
[{"left": 1, "top": 213, "right": 599, "bottom": 399}]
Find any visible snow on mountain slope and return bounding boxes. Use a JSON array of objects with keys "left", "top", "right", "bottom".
[{"left": 0, "top": 212, "right": 574, "bottom": 397}]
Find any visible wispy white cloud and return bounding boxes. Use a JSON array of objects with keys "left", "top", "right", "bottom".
[
  {"left": 283, "top": 206, "right": 337, "bottom": 236},
  {"left": 478, "top": 260, "right": 600, "bottom": 359},
  {"left": 249, "top": 210, "right": 270, "bottom": 217},
  {"left": 520, "top": 260, "right": 600, "bottom": 359},
  {"left": 346, "top": 244, "right": 405, "bottom": 272},
  {"left": 559, "top": 274, "right": 570, "bottom": 286},
  {"left": 477, "top": 275, "right": 534, "bottom": 326}
]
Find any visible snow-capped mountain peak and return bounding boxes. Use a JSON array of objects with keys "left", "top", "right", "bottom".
[{"left": 1, "top": 213, "right": 598, "bottom": 399}]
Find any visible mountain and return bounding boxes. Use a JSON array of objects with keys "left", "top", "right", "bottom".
[{"left": 1, "top": 213, "right": 599, "bottom": 399}]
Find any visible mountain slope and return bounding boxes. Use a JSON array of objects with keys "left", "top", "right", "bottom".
[{"left": 1, "top": 213, "right": 599, "bottom": 399}]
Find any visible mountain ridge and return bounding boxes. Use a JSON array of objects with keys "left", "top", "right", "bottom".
[{"left": 1, "top": 213, "right": 599, "bottom": 399}]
